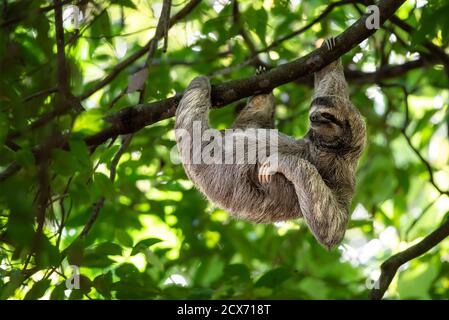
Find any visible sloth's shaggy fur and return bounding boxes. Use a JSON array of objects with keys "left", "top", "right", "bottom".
[{"left": 175, "top": 51, "right": 366, "bottom": 249}]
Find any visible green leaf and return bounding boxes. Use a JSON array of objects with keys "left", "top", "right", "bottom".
[
  {"left": 255, "top": 267, "right": 291, "bottom": 288},
  {"left": 113, "top": 280, "right": 159, "bottom": 299},
  {"left": 223, "top": 263, "right": 251, "bottom": 283},
  {"left": 0, "top": 112, "right": 8, "bottom": 145},
  {"left": 36, "top": 236, "right": 61, "bottom": 268},
  {"left": 24, "top": 279, "right": 51, "bottom": 300},
  {"left": 50, "top": 283, "right": 66, "bottom": 300},
  {"left": 72, "top": 108, "right": 103, "bottom": 134},
  {"left": 245, "top": 7, "right": 268, "bottom": 45},
  {"left": 69, "top": 139, "right": 91, "bottom": 169},
  {"left": 90, "top": 11, "right": 113, "bottom": 45},
  {"left": 111, "top": 0, "right": 137, "bottom": 9},
  {"left": 0, "top": 269, "right": 25, "bottom": 299},
  {"left": 144, "top": 249, "right": 164, "bottom": 271},
  {"left": 93, "top": 173, "right": 115, "bottom": 198},
  {"left": 93, "top": 242, "right": 123, "bottom": 256},
  {"left": 93, "top": 271, "right": 113, "bottom": 299},
  {"left": 398, "top": 263, "right": 438, "bottom": 299},
  {"left": 131, "top": 238, "right": 163, "bottom": 255},
  {"left": 66, "top": 240, "right": 85, "bottom": 266},
  {"left": 15, "top": 149, "right": 34, "bottom": 168},
  {"left": 81, "top": 242, "right": 122, "bottom": 268},
  {"left": 299, "top": 278, "right": 329, "bottom": 299},
  {"left": 52, "top": 149, "right": 80, "bottom": 177},
  {"left": 115, "top": 229, "right": 134, "bottom": 247},
  {"left": 98, "top": 145, "right": 120, "bottom": 164}
]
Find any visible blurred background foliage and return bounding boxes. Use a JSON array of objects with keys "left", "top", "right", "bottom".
[{"left": 0, "top": 0, "right": 449, "bottom": 300}]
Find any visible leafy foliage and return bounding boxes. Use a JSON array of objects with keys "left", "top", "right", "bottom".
[{"left": 0, "top": 0, "right": 448, "bottom": 300}]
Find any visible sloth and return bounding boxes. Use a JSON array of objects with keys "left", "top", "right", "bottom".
[{"left": 175, "top": 38, "right": 366, "bottom": 249}]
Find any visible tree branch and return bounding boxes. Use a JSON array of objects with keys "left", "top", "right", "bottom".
[
  {"left": 3, "top": 0, "right": 202, "bottom": 145},
  {"left": 345, "top": 55, "right": 435, "bottom": 84},
  {"left": 370, "top": 215, "right": 449, "bottom": 300},
  {"left": 380, "top": 82, "right": 449, "bottom": 196},
  {"left": 369, "top": 81, "right": 449, "bottom": 299},
  {"left": 0, "top": 0, "right": 407, "bottom": 182},
  {"left": 87, "top": 0, "right": 407, "bottom": 147}
]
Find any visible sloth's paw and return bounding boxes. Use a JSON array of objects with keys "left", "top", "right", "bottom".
[
  {"left": 322, "top": 36, "right": 337, "bottom": 51},
  {"left": 256, "top": 65, "right": 267, "bottom": 75},
  {"left": 258, "top": 159, "right": 277, "bottom": 184}
]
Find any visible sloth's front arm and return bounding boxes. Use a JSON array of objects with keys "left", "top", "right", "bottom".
[{"left": 259, "top": 154, "right": 349, "bottom": 249}]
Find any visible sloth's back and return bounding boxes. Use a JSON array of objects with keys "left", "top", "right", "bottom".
[{"left": 185, "top": 131, "right": 304, "bottom": 222}]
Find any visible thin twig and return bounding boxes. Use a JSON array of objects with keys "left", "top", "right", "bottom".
[
  {"left": 370, "top": 214, "right": 449, "bottom": 299},
  {"left": 80, "top": 0, "right": 200, "bottom": 100},
  {"left": 380, "top": 82, "right": 448, "bottom": 196},
  {"left": 405, "top": 196, "right": 441, "bottom": 241}
]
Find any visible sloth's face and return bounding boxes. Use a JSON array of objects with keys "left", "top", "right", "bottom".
[
  {"left": 309, "top": 107, "right": 346, "bottom": 146},
  {"left": 308, "top": 97, "right": 365, "bottom": 152}
]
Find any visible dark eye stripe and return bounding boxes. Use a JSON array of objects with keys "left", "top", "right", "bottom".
[
  {"left": 320, "top": 112, "right": 344, "bottom": 127},
  {"left": 311, "top": 96, "right": 336, "bottom": 108}
]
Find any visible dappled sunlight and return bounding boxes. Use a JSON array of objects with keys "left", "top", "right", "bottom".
[{"left": 1, "top": 0, "right": 449, "bottom": 301}]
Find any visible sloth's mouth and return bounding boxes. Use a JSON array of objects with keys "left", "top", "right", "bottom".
[{"left": 310, "top": 121, "right": 330, "bottom": 129}]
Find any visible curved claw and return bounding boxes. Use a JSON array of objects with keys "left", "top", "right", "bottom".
[
  {"left": 258, "top": 161, "right": 276, "bottom": 184},
  {"left": 322, "top": 36, "right": 336, "bottom": 51},
  {"left": 256, "top": 65, "right": 267, "bottom": 75}
]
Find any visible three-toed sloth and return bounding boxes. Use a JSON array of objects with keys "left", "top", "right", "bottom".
[{"left": 175, "top": 39, "right": 366, "bottom": 249}]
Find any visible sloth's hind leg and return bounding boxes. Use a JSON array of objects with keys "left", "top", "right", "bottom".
[
  {"left": 232, "top": 67, "right": 275, "bottom": 129},
  {"left": 232, "top": 93, "right": 276, "bottom": 129}
]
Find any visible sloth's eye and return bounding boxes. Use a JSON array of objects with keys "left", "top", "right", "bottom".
[
  {"left": 321, "top": 112, "right": 337, "bottom": 122},
  {"left": 321, "top": 112, "right": 343, "bottom": 127}
]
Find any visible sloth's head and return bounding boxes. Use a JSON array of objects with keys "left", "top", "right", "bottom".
[{"left": 308, "top": 96, "right": 366, "bottom": 156}]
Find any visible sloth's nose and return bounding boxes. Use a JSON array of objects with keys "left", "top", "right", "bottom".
[
  {"left": 310, "top": 111, "right": 333, "bottom": 123},
  {"left": 310, "top": 112, "right": 319, "bottom": 122},
  {"left": 310, "top": 111, "right": 326, "bottom": 123}
]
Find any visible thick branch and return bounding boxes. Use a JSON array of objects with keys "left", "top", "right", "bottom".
[
  {"left": 4, "top": 0, "right": 201, "bottom": 145},
  {"left": 87, "top": 0, "right": 406, "bottom": 147},
  {"left": 0, "top": 0, "right": 406, "bottom": 182}
]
